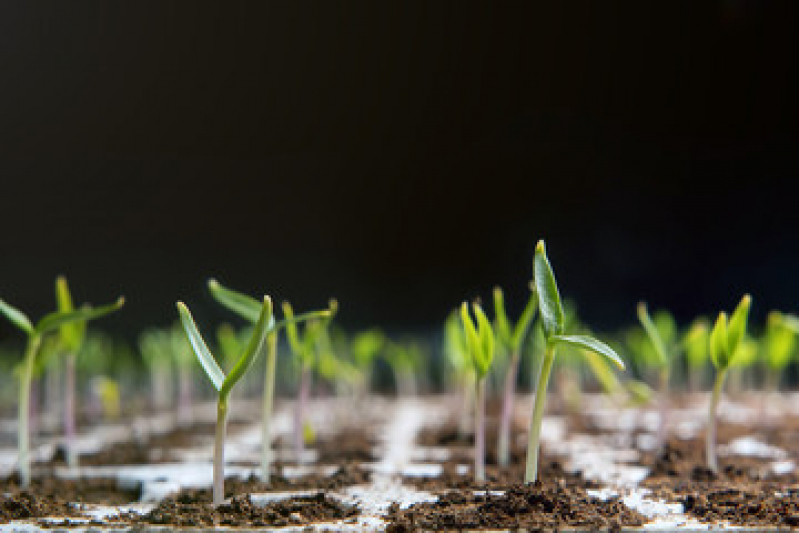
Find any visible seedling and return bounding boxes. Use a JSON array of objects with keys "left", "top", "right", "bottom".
[
  {"left": 683, "top": 318, "right": 710, "bottom": 391},
  {"left": 350, "top": 329, "right": 386, "bottom": 397},
  {"left": 444, "top": 310, "right": 474, "bottom": 438},
  {"left": 207, "top": 279, "right": 333, "bottom": 480},
  {"left": 706, "top": 294, "right": 751, "bottom": 473},
  {"left": 139, "top": 328, "right": 175, "bottom": 412},
  {"left": 525, "top": 241, "right": 624, "bottom": 484},
  {"left": 460, "top": 301, "right": 495, "bottom": 482},
  {"left": 493, "top": 286, "right": 537, "bottom": 468},
  {"left": 637, "top": 302, "right": 677, "bottom": 449},
  {"left": 177, "top": 296, "right": 272, "bottom": 505},
  {"left": 384, "top": 339, "right": 424, "bottom": 397},
  {"left": 0, "top": 285, "right": 123, "bottom": 487},
  {"left": 762, "top": 311, "right": 799, "bottom": 392}
]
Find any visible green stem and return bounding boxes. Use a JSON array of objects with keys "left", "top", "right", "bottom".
[
  {"left": 525, "top": 344, "right": 556, "bottom": 484},
  {"left": 706, "top": 368, "right": 727, "bottom": 473},
  {"left": 213, "top": 393, "right": 230, "bottom": 506},
  {"left": 18, "top": 334, "right": 41, "bottom": 487},
  {"left": 474, "top": 377, "right": 486, "bottom": 482},
  {"left": 261, "top": 333, "right": 277, "bottom": 482}
]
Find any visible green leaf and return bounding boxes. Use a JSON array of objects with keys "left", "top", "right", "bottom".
[
  {"left": 493, "top": 287, "right": 512, "bottom": 348},
  {"left": 0, "top": 298, "right": 33, "bottom": 335},
  {"left": 56, "top": 276, "right": 86, "bottom": 353},
  {"left": 177, "top": 301, "right": 225, "bottom": 390},
  {"left": 726, "top": 294, "right": 751, "bottom": 358},
  {"left": 779, "top": 313, "right": 799, "bottom": 334},
  {"left": 549, "top": 334, "right": 625, "bottom": 369},
  {"left": 473, "top": 302, "right": 495, "bottom": 376},
  {"left": 709, "top": 312, "right": 729, "bottom": 370},
  {"left": 221, "top": 296, "right": 273, "bottom": 396},
  {"left": 682, "top": 319, "right": 709, "bottom": 368},
  {"left": 282, "top": 301, "right": 302, "bottom": 355},
  {"left": 208, "top": 279, "right": 262, "bottom": 323},
  {"left": 533, "top": 240, "right": 564, "bottom": 339},
  {"left": 636, "top": 302, "right": 668, "bottom": 366},
  {"left": 35, "top": 298, "right": 125, "bottom": 335},
  {"left": 511, "top": 292, "right": 538, "bottom": 352},
  {"left": 765, "top": 312, "right": 797, "bottom": 370}
]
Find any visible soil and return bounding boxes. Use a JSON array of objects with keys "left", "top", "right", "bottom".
[
  {"left": 126, "top": 491, "right": 359, "bottom": 528},
  {"left": 1, "top": 474, "right": 140, "bottom": 505},
  {"left": 386, "top": 481, "right": 646, "bottom": 532},
  {"left": 0, "top": 491, "right": 82, "bottom": 525},
  {"left": 274, "top": 426, "right": 378, "bottom": 464}
]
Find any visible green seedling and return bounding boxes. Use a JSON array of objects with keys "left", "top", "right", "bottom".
[
  {"left": 444, "top": 310, "right": 474, "bottom": 438},
  {"left": 493, "top": 286, "right": 537, "bottom": 468},
  {"left": 350, "top": 329, "right": 386, "bottom": 396},
  {"left": 460, "top": 301, "right": 495, "bottom": 482},
  {"left": 683, "top": 318, "right": 710, "bottom": 390},
  {"left": 762, "top": 311, "right": 799, "bottom": 392},
  {"left": 177, "top": 297, "right": 272, "bottom": 505},
  {"left": 208, "top": 279, "right": 333, "bottom": 480},
  {"left": 525, "top": 241, "right": 624, "bottom": 484},
  {"left": 0, "top": 286, "right": 123, "bottom": 487},
  {"left": 384, "top": 339, "right": 423, "bottom": 397},
  {"left": 139, "top": 329, "right": 175, "bottom": 412},
  {"left": 637, "top": 302, "right": 678, "bottom": 449},
  {"left": 706, "top": 294, "right": 751, "bottom": 473}
]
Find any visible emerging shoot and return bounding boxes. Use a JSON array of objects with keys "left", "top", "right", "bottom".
[
  {"left": 525, "top": 241, "right": 624, "bottom": 484},
  {"left": 706, "top": 294, "right": 751, "bottom": 473}
]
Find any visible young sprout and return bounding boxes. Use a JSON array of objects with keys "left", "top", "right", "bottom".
[
  {"left": 762, "top": 311, "right": 799, "bottom": 392},
  {"left": 444, "top": 311, "right": 474, "bottom": 438},
  {"left": 637, "top": 303, "right": 677, "bottom": 450},
  {"left": 493, "top": 286, "right": 537, "bottom": 469},
  {"left": 385, "top": 339, "right": 424, "bottom": 397},
  {"left": 177, "top": 296, "right": 272, "bottom": 505},
  {"left": 706, "top": 294, "right": 751, "bottom": 473},
  {"left": 350, "top": 329, "right": 386, "bottom": 397},
  {"left": 139, "top": 329, "right": 175, "bottom": 412},
  {"left": 0, "top": 286, "right": 123, "bottom": 487},
  {"left": 460, "top": 301, "right": 495, "bottom": 482},
  {"left": 207, "top": 279, "right": 333, "bottom": 481},
  {"left": 525, "top": 241, "right": 624, "bottom": 484},
  {"left": 683, "top": 318, "right": 710, "bottom": 391}
]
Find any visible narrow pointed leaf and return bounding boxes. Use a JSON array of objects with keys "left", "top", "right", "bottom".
[
  {"left": 273, "top": 309, "right": 331, "bottom": 331},
  {"left": 221, "top": 296, "right": 273, "bottom": 396},
  {"left": 533, "top": 240, "right": 564, "bottom": 339},
  {"left": 282, "top": 301, "right": 302, "bottom": 355},
  {"left": 709, "top": 312, "right": 729, "bottom": 370},
  {"left": 56, "top": 276, "right": 86, "bottom": 352},
  {"left": 474, "top": 302, "right": 495, "bottom": 375},
  {"left": 208, "top": 279, "right": 262, "bottom": 323},
  {"left": 493, "top": 287, "right": 512, "bottom": 348},
  {"left": 460, "top": 302, "right": 482, "bottom": 374},
  {"left": 550, "top": 334, "right": 625, "bottom": 369},
  {"left": 511, "top": 292, "right": 538, "bottom": 351},
  {"left": 637, "top": 302, "right": 668, "bottom": 366},
  {"left": 177, "top": 302, "right": 225, "bottom": 390},
  {"left": 0, "top": 298, "right": 33, "bottom": 335},
  {"left": 36, "top": 297, "right": 125, "bottom": 335},
  {"left": 726, "top": 294, "right": 751, "bottom": 358}
]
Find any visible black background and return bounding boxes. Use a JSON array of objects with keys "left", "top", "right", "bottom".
[{"left": 1, "top": 2, "right": 797, "bottom": 339}]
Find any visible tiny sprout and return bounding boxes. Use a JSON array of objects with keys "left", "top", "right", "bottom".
[
  {"left": 460, "top": 300, "right": 495, "bottom": 482},
  {"left": 706, "top": 294, "right": 751, "bottom": 473},
  {"left": 493, "top": 286, "right": 537, "bottom": 468},
  {"left": 177, "top": 296, "right": 272, "bottom": 505},
  {"left": 207, "top": 279, "right": 333, "bottom": 481},
  {"left": 0, "top": 281, "right": 124, "bottom": 487},
  {"left": 762, "top": 311, "right": 799, "bottom": 392},
  {"left": 525, "top": 241, "right": 624, "bottom": 484}
]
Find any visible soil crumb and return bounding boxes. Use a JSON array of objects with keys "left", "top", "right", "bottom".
[
  {"left": 1, "top": 474, "right": 140, "bottom": 505},
  {"left": 386, "top": 481, "right": 646, "bottom": 532},
  {"left": 133, "top": 492, "right": 358, "bottom": 528}
]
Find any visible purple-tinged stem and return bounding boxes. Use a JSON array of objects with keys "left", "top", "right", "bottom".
[
  {"left": 706, "top": 369, "right": 727, "bottom": 473},
  {"left": 474, "top": 377, "right": 486, "bottom": 482},
  {"left": 64, "top": 353, "right": 77, "bottom": 469},
  {"left": 498, "top": 350, "right": 521, "bottom": 468}
]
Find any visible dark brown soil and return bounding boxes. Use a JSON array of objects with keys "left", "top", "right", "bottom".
[
  {"left": 386, "top": 481, "right": 646, "bottom": 532},
  {"left": 1, "top": 474, "right": 140, "bottom": 505},
  {"left": 275, "top": 426, "right": 378, "bottom": 464},
  {"left": 129, "top": 491, "right": 359, "bottom": 528},
  {"left": 0, "top": 491, "right": 82, "bottom": 525}
]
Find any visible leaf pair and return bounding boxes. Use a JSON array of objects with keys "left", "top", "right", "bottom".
[
  {"left": 533, "top": 240, "right": 624, "bottom": 369},
  {"left": 493, "top": 287, "right": 537, "bottom": 353},
  {"left": 709, "top": 294, "right": 752, "bottom": 371},
  {"left": 0, "top": 281, "right": 124, "bottom": 340},
  {"left": 460, "top": 302, "right": 495, "bottom": 377}
]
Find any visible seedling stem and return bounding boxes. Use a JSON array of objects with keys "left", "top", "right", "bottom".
[
  {"left": 525, "top": 344, "right": 555, "bottom": 483},
  {"left": 706, "top": 368, "right": 727, "bottom": 473}
]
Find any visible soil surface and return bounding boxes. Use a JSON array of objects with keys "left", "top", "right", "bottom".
[
  {"left": 127, "top": 491, "right": 359, "bottom": 528},
  {"left": 1, "top": 474, "right": 140, "bottom": 505},
  {"left": 386, "top": 481, "right": 646, "bottom": 532}
]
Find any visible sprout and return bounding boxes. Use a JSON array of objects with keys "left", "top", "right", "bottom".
[
  {"left": 525, "top": 241, "right": 624, "bottom": 484},
  {"left": 384, "top": 339, "right": 424, "bottom": 397},
  {"left": 493, "top": 286, "right": 537, "bottom": 469},
  {"left": 637, "top": 302, "right": 678, "bottom": 450},
  {"left": 762, "top": 311, "right": 799, "bottom": 392},
  {"left": 0, "top": 284, "right": 124, "bottom": 487},
  {"left": 706, "top": 294, "right": 751, "bottom": 473},
  {"left": 207, "top": 279, "right": 333, "bottom": 481},
  {"left": 177, "top": 296, "right": 273, "bottom": 505},
  {"left": 683, "top": 318, "right": 710, "bottom": 390},
  {"left": 444, "top": 311, "right": 474, "bottom": 438},
  {"left": 350, "top": 329, "right": 386, "bottom": 397},
  {"left": 460, "top": 301, "right": 495, "bottom": 482}
]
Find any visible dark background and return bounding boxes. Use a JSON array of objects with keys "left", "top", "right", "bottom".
[{"left": 1, "top": 2, "right": 797, "bottom": 340}]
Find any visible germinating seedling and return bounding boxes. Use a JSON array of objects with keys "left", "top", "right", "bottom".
[
  {"left": 493, "top": 286, "right": 537, "bottom": 469},
  {"left": 177, "top": 296, "right": 272, "bottom": 505},
  {"left": 762, "top": 311, "right": 799, "bottom": 392},
  {"left": 207, "top": 279, "right": 333, "bottom": 482},
  {"left": 444, "top": 311, "right": 474, "bottom": 438},
  {"left": 0, "top": 284, "right": 123, "bottom": 487},
  {"left": 706, "top": 294, "right": 751, "bottom": 473},
  {"left": 460, "top": 301, "right": 495, "bottom": 482},
  {"left": 525, "top": 241, "right": 625, "bottom": 484}
]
